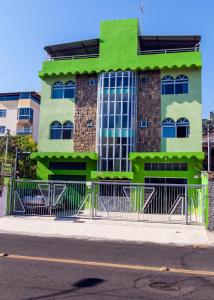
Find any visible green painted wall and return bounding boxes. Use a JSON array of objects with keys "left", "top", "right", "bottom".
[
  {"left": 38, "top": 76, "right": 75, "bottom": 152},
  {"left": 131, "top": 157, "right": 202, "bottom": 185},
  {"left": 161, "top": 69, "right": 202, "bottom": 152},
  {"left": 37, "top": 158, "right": 97, "bottom": 181},
  {"left": 39, "top": 19, "right": 202, "bottom": 79}
]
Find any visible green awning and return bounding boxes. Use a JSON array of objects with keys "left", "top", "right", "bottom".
[
  {"left": 91, "top": 171, "right": 133, "bottom": 180},
  {"left": 30, "top": 152, "right": 98, "bottom": 160},
  {"left": 129, "top": 152, "right": 205, "bottom": 161}
]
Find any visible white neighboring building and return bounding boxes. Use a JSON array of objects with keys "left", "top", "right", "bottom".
[{"left": 0, "top": 92, "right": 40, "bottom": 142}]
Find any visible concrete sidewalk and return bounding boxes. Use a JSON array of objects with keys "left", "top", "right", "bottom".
[{"left": 0, "top": 216, "right": 214, "bottom": 246}]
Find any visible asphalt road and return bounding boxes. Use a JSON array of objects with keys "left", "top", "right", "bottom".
[{"left": 1, "top": 234, "right": 214, "bottom": 299}]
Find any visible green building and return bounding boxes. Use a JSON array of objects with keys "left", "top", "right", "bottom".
[{"left": 32, "top": 18, "right": 204, "bottom": 185}]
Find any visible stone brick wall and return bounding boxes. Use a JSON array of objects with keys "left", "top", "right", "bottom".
[
  {"left": 137, "top": 71, "right": 161, "bottom": 152},
  {"left": 73, "top": 75, "right": 98, "bottom": 152}
]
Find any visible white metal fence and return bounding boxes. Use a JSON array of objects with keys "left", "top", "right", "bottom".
[{"left": 10, "top": 179, "right": 207, "bottom": 225}]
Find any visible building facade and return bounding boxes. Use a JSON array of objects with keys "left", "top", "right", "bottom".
[
  {"left": 32, "top": 19, "right": 203, "bottom": 184},
  {"left": 203, "top": 112, "right": 214, "bottom": 171},
  {"left": 0, "top": 91, "right": 40, "bottom": 142}
]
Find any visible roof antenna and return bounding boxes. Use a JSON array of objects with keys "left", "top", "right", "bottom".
[{"left": 138, "top": 0, "right": 144, "bottom": 34}]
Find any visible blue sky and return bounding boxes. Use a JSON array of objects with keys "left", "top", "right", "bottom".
[{"left": 0, "top": 0, "right": 213, "bottom": 117}]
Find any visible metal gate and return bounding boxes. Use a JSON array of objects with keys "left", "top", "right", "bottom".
[
  {"left": 10, "top": 180, "right": 92, "bottom": 218},
  {"left": 10, "top": 179, "right": 207, "bottom": 225}
]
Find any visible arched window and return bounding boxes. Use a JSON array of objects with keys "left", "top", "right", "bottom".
[
  {"left": 64, "top": 81, "right": 76, "bottom": 98},
  {"left": 52, "top": 81, "right": 64, "bottom": 99},
  {"left": 62, "top": 121, "right": 74, "bottom": 139},
  {"left": 162, "top": 118, "right": 176, "bottom": 138},
  {"left": 50, "top": 121, "right": 62, "bottom": 139},
  {"left": 175, "top": 75, "right": 189, "bottom": 94},
  {"left": 161, "top": 75, "right": 174, "bottom": 95},
  {"left": 176, "top": 118, "right": 190, "bottom": 138}
]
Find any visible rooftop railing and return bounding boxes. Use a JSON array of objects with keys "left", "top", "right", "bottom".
[
  {"left": 139, "top": 46, "right": 200, "bottom": 55},
  {"left": 46, "top": 53, "right": 99, "bottom": 61}
]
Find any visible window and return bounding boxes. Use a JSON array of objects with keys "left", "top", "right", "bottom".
[
  {"left": 50, "top": 121, "right": 74, "bottom": 139},
  {"left": 50, "top": 121, "right": 62, "bottom": 139},
  {"left": 49, "top": 162, "right": 86, "bottom": 170},
  {"left": 62, "top": 121, "right": 73, "bottom": 139},
  {"left": 139, "top": 75, "right": 148, "bottom": 85},
  {"left": 18, "top": 108, "right": 33, "bottom": 120},
  {"left": 161, "top": 75, "right": 174, "bottom": 95},
  {"left": 52, "top": 81, "right": 64, "bottom": 98},
  {"left": 0, "top": 126, "right": 6, "bottom": 135},
  {"left": 144, "top": 162, "right": 188, "bottom": 171},
  {"left": 52, "top": 81, "right": 76, "bottom": 99},
  {"left": 176, "top": 118, "right": 190, "bottom": 138},
  {"left": 140, "top": 119, "right": 148, "bottom": 128},
  {"left": 175, "top": 75, "right": 189, "bottom": 94},
  {"left": 86, "top": 120, "right": 94, "bottom": 128},
  {"left": 64, "top": 81, "right": 76, "bottom": 98},
  {"left": 162, "top": 118, "right": 175, "bottom": 138},
  {"left": 88, "top": 78, "right": 97, "bottom": 86},
  {"left": 0, "top": 110, "right": 6, "bottom": 117},
  {"left": 161, "top": 75, "right": 189, "bottom": 95}
]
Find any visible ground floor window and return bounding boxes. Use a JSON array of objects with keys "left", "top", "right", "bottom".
[{"left": 144, "top": 163, "right": 188, "bottom": 171}]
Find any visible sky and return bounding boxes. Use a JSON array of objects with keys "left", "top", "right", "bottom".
[{"left": 0, "top": 0, "right": 213, "bottom": 117}]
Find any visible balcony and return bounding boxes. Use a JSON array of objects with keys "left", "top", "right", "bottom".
[
  {"left": 138, "top": 46, "right": 200, "bottom": 56},
  {"left": 17, "top": 126, "right": 32, "bottom": 136}
]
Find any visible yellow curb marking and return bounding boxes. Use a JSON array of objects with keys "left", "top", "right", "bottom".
[{"left": 1, "top": 254, "right": 214, "bottom": 277}]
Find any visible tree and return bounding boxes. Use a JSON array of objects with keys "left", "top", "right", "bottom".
[{"left": 0, "top": 135, "right": 37, "bottom": 179}]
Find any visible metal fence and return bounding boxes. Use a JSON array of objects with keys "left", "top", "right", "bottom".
[{"left": 10, "top": 179, "right": 207, "bottom": 225}]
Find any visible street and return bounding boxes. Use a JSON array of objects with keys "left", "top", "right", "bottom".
[{"left": 1, "top": 234, "right": 214, "bottom": 299}]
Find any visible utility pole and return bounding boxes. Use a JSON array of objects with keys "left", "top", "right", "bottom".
[{"left": 208, "top": 122, "right": 211, "bottom": 172}]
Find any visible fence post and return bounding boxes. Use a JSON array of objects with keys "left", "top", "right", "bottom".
[
  {"left": 185, "top": 185, "right": 188, "bottom": 224},
  {"left": 91, "top": 182, "right": 95, "bottom": 220},
  {"left": 9, "top": 177, "right": 15, "bottom": 215}
]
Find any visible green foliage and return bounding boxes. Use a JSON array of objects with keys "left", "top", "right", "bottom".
[{"left": 0, "top": 135, "right": 37, "bottom": 179}]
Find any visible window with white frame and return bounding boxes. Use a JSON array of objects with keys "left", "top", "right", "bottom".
[
  {"left": 162, "top": 117, "right": 190, "bottom": 138},
  {"left": 18, "top": 108, "right": 33, "bottom": 120},
  {"left": 176, "top": 118, "right": 190, "bottom": 138},
  {"left": 0, "top": 110, "right": 6, "bottom": 117},
  {"left": 50, "top": 121, "right": 74, "bottom": 139},
  {"left": 175, "top": 75, "right": 189, "bottom": 94},
  {"left": 98, "top": 71, "right": 137, "bottom": 172},
  {"left": 161, "top": 75, "right": 189, "bottom": 95},
  {"left": 52, "top": 81, "right": 76, "bottom": 99},
  {"left": 88, "top": 78, "right": 97, "bottom": 86},
  {"left": 162, "top": 118, "right": 176, "bottom": 138},
  {"left": 161, "top": 75, "right": 175, "bottom": 95}
]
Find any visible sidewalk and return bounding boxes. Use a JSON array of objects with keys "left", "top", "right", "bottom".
[{"left": 0, "top": 216, "right": 214, "bottom": 246}]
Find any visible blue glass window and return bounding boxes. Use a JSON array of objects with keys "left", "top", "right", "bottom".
[
  {"left": 52, "top": 81, "right": 64, "bottom": 98},
  {"left": 162, "top": 118, "right": 176, "bottom": 138},
  {"left": 175, "top": 75, "right": 189, "bottom": 94},
  {"left": 62, "top": 121, "right": 74, "bottom": 139},
  {"left": 64, "top": 81, "right": 76, "bottom": 98},
  {"left": 0, "top": 110, "right": 6, "bottom": 117},
  {"left": 161, "top": 76, "right": 174, "bottom": 95},
  {"left": 0, "top": 126, "right": 6, "bottom": 134},
  {"left": 18, "top": 108, "right": 33, "bottom": 120},
  {"left": 52, "top": 81, "right": 76, "bottom": 99},
  {"left": 50, "top": 121, "right": 62, "bottom": 139}
]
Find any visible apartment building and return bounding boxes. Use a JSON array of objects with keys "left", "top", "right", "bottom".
[
  {"left": 31, "top": 19, "right": 203, "bottom": 184},
  {"left": 0, "top": 91, "right": 40, "bottom": 142}
]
